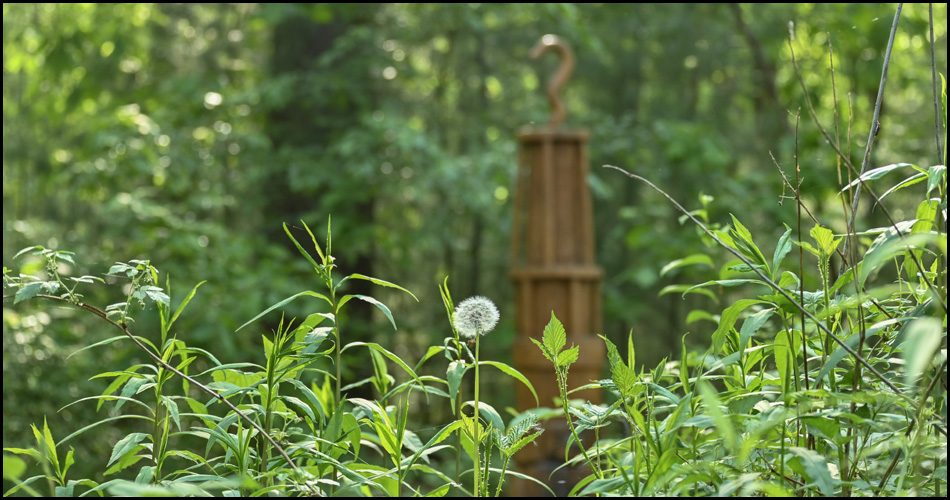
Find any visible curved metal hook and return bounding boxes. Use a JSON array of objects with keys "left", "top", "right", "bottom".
[{"left": 530, "top": 34, "right": 574, "bottom": 128}]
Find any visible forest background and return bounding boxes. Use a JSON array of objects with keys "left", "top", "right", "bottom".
[{"left": 3, "top": 3, "right": 946, "bottom": 488}]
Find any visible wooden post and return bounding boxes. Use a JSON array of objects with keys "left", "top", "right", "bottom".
[{"left": 510, "top": 35, "right": 605, "bottom": 497}]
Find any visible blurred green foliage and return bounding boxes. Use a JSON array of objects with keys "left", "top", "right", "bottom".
[{"left": 3, "top": 2, "right": 946, "bottom": 488}]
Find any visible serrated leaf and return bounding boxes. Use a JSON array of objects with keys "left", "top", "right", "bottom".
[
  {"left": 810, "top": 225, "right": 841, "bottom": 256},
  {"left": 14, "top": 245, "right": 43, "bottom": 259},
  {"left": 529, "top": 337, "right": 554, "bottom": 363},
  {"left": 542, "top": 312, "right": 566, "bottom": 357},
  {"left": 14, "top": 282, "right": 46, "bottom": 304},
  {"left": 557, "top": 346, "right": 579, "bottom": 368}
]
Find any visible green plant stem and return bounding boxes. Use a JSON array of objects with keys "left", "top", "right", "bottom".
[
  {"left": 473, "top": 336, "right": 481, "bottom": 497},
  {"left": 16, "top": 294, "right": 319, "bottom": 496},
  {"left": 557, "top": 367, "right": 603, "bottom": 481},
  {"left": 786, "top": 10, "right": 946, "bottom": 316},
  {"left": 494, "top": 455, "right": 511, "bottom": 498},
  {"left": 841, "top": 3, "right": 903, "bottom": 261},
  {"left": 603, "top": 167, "right": 911, "bottom": 398}
]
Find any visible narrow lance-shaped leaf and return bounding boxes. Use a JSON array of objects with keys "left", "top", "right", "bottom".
[
  {"left": 338, "top": 273, "right": 418, "bottom": 301},
  {"left": 236, "top": 290, "right": 330, "bottom": 332}
]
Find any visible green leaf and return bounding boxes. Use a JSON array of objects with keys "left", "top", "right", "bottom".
[
  {"left": 772, "top": 224, "right": 794, "bottom": 278},
  {"left": 530, "top": 337, "right": 553, "bottom": 363},
  {"left": 683, "top": 279, "right": 764, "bottom": 297},
  {"left": 341, "top": 342, "right": 428, "bottom": 396},
  {"left": 809, "top": 225, "right": 840, "bottom": 256},
  {"left": 338, "top": 274, "right": 418, "bottom": 301},
  {"left": 3, "top": 454, "right": 28, "bottom": 481},
  {"left": 730, "top": 214, "right": 768, "bottom": 268},
  {"left": 346, "top": 294, "right": 398, "bottom": 330},
  {"left": 14, "top": 282, "right": 46, "bottom": 304},
  {"left": 542, "top": 312, "right": 566, "bottom": 357},
  {"left": 35, "top": 418, "right": 60, "bottom": 475},
  {"left": 660, "top": 284, "right": 717, "bottom": 302},
  {"left": 815, "top": 333, "right": 861, "bottom": 385},
  {"left": 236, "top": 290, "right": 330, "bottom": 332},
  {"left": 660, "top": 254, "right": 714, "bottom": 277},
  {"left": 926, "top": 165, "right": 946, "bottom": 197},
  {"left": 861, "top": 231, "right": 940, "bottom": 286},
  {"left": 697, "top": 381, "right": 737, "bottom": 453},
  {"left": 168, "top": 281, "right": 205, "bottom": 331},
  {"left": 557, "top": 346, "right": 579, "bottom": 368},
  {"left": 578, "top": 477, "right": 629, "bottom": 496},
  {"left": 712, "top": 299, "right": 767, "bottom": 354},
  {"left": 878, "top": 172, "right": 927, "bottom": 203},
  {"left": 788, "top": 447, "right": 834, "bottom": 496},
  {"left": 284, "top": 222, "right": 324, "bottom": 271},
  {"left": 839, "top": 163, "right": 916, "bottom": 192},
  {"left": 479, "top": 361, "right": 539, "bottom": 406},
  {"left": 738, "top": 308, "right": 774, "bottom": 352},
  {"left": 14, "top": 245, "right": 43, "bottom": 260},
  {"left": 446, "top": 361, "right": 467, "bottom": 403},
  {"left": 108, "top": 433, "right": 149, "bottom": 467},
  {"left": 900, "top": 318, "right": 944, "bottom": 389}
]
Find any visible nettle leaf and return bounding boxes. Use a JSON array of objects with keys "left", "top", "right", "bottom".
[
  {"left": 557, "top": 346, "right": 579, "bottom": 368},
  {"left": 809, "top": 225, "right": 841, "bottom": 256},
  {"left": 600, "top": 335, "right": 637, "bottom": 399},
  {"left": 542, "top": 312, "right": 566, "bottom": 357},
  {"left": 530, "top": 337, "right": 554, "bottom": 363}
]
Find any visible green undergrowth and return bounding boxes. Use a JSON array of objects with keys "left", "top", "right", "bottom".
[{"left": 2, "top": 17, "right": 947, "bottom": 498}]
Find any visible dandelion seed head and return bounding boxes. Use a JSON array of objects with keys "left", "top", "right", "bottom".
[{"left": 453, "top": 296, "right": 499, "bottom": 339}]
